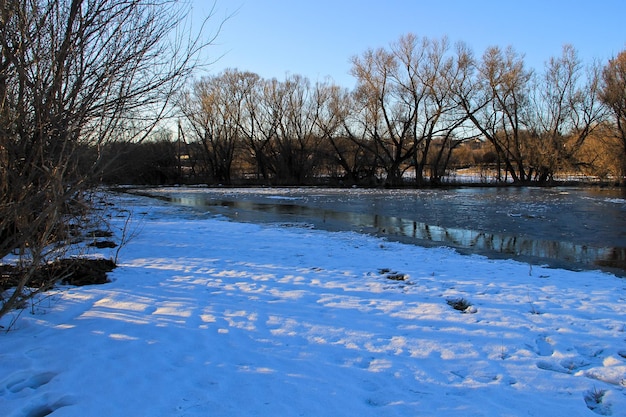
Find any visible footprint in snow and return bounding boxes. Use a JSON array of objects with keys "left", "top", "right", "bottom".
[
  {"left": 3, "top": 371, "right": 56, "bottom": 394},
  {"left": 537, "top": 354, "right": 593, "bottom": 375},
  {"left": 584, "top": 388, "right": 612, "bottom": 416},
  {"left": 2, "top": 371, "right": 75, "bottom": 417},
  {"left": 22, "top": 396, "right": 75, "bottom": 417},
  {"left": 536, "top": 360, "right": 569, "bottom": 374},
  {"left": 534, "top": 336, "right": 554, "bottom": 357},
  {"left": 575, "top": 344, "right": 604, "bottom": 359},
  {"left": 560, "top": 357, "right": 591, "bottom": 372}
]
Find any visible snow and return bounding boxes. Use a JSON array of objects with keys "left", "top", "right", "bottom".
[{"left": 1, "top": 191, "right": 626, "bottom": 416}]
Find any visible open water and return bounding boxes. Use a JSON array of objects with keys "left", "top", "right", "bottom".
[{"left": 134, "top": 186, "right": 626, "bottom": 276}]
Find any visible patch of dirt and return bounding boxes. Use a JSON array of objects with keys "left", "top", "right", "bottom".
[
  {"left": 89, "top": 230, "right": 114, "bottom": 238},
  {"left": 377, "top": 268, "right": 409, "bottom": 281},
  {"left": 0, "top": 258, "right": 116, "bottom": 291},
  {"left": 88, "top": 240, "right": 117, "bottom": 249},
  {"left": 446, "top": 297, "right": 476, "bottom": 313}
]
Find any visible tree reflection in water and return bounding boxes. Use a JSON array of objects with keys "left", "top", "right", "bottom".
[{"left": 150, "top": 187, "right": 626, "bottom": 276}]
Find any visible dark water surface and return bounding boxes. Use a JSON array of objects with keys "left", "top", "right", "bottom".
[{"left": 133, "top": 186, "right": 626, "bottom": 276}]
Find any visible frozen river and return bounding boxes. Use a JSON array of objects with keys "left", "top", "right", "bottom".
[{"left": 132, "top": 186, "right": 626, "bottom": 275}]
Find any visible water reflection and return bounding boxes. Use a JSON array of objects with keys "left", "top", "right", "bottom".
[{"left": 163, "top": 194, "right": 626, "bottom": 275}]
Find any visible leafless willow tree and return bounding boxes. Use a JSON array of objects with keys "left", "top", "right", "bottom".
[
  {"left": 351, "top": 45, "right": 413, "bottom": 186},
  {"left": 599, "top": 49, "right": 626, "bottom": 183},
  {"left": 270, "top": 75, "right": 326, "bottom": 183},
  {"left": 392, "top": 35, "right": 471, "bottom": 185},
  {"left": 182, "top": 70, "right": 280, "bottom": 184},
  {"left": 453, "top": 45, "right": 535, "bottom": 183},
  {"left": 0, "top": 0, "right": 217, "bottom": 318},
  {"left": 454, "top": 43, "right": 603, "bottom": 184},
  {"left": 350, "top": 34, "right": 470, "bottom": 186},
  {"left": 182, "top": 71, "right": 341, "bottom": 184},
  {"left": 314, "top": 82, "right": 377, "bottom": 184},
  {"left": 179, "top": 69, "right": 248, "bottom": 184},
  {"left": 527, "top": 45, "right": 603, "bottom": 182}
]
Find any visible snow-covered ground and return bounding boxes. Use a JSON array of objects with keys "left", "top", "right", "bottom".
[{"left": 1, "top": 192, "right": 626, "bottom": 416}]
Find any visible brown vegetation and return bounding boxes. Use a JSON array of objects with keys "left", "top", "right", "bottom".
[{"left": 102, "top": 39, "right": 625, "bottom": 187}]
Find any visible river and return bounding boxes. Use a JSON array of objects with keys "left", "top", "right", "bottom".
[{"left": 131, "top": 186, "right": 626, "bottom": 276}]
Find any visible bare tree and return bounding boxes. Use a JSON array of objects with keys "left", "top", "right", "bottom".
[
  {"left": 237, "top": 76, "right": 282, "bottom": 183},
  {"left": 527, "top": 45, "right": 603, "bottom": 182},
  {"left": 230, "top": 74, "right": 326, "bottom": 185},
  {"left": 0, "top": 0, "right": 217, "bottom": 318},
  {"left": 350, "top": 34, "right": 469, "bottom": 186},
  {"left": 392, "top": 34, "right": 470, "bottom": 185},
  {"left": 315, "top": 82, "right": 376, "bottom": 184},
  {"left": 271, "top": 75, "right": 325, "bottom": 183},
  {"left": 454, "top": 45, "right": 534, "bottom": 183},
  {"left": 351, "top": 45, "right": 416, "bottom": 186},
  {"left": 180, "top": 70, "right": 248, "bottom": 184},
  {"left": 599, "top": 49, "right": 626, "bottom": 183}
]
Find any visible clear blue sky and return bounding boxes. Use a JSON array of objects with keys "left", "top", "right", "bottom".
[{"left": 192, "top": 0, "right": 625, "bottom": 88}]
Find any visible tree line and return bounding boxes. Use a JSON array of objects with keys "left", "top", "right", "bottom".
[{"left": 104, "top": 34, "right": 626, "bottom": 187}]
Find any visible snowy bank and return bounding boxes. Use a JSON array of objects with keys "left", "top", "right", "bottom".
[{"left": 1, "top": 192, "right": 625, "bottom": 416}]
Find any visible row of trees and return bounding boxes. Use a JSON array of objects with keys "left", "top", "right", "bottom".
[{"left": 135, "top": 35, "right": 622, "bottom": 187}]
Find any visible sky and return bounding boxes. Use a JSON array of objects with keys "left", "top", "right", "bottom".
[{"left": 191, "top": 0, "right": 626, "bottom": 89}]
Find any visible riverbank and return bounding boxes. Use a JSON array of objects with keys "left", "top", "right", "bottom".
[{"left": 1, "top": 192, "right": 625, "bottom": 416}]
